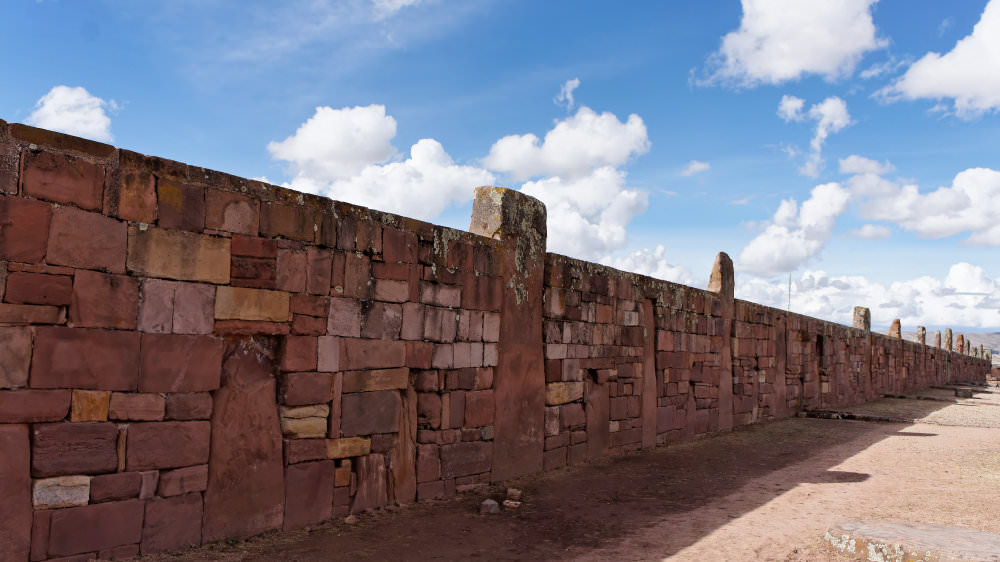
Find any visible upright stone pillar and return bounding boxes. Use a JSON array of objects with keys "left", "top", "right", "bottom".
[
  {"left": 707, "top": 252, "right": 735, "bottom": 430},
  {"left": 889, "top": 319, "right": 901, "bottom": 338},
  {"left": 853, "top": 307, "right": 872, "bottom": 398},
  {"left": 934, "top": 331, "right": 941, "bottom": 348},
  {"left": 957, "top": 334, "right": 965, "bottom": 355},
  {"left": 470, "top": 187, "right": 547, "bottom": 482},
  {"left": 945, "top": 329, "right": 953, "bottom": 352},
  {"left": 917, "top": 326, "right": 926, "bottom": 345}
]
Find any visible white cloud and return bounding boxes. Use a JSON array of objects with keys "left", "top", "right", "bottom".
[
  {"left": 554, "top": 78, "right": 581, "bottom": 111},
  {"left": 878, "top": 0, "right": 1000, "bottom": 119},
  {"left": 680, "top": 160, "right": 711, "bottom": 176},
  {"left": 738, "top": 182, "right": 851, "bottom": 277},
  {"left": 371, "top": 0, "right": 422, "bottom": 20},
  {"left": 839, "top": 155, "right": 894, "bottom": 176},
  {"left": 699, "top": 0, "right": 886, "bottom": 86},
  {"left": 850, "top": 224, "right": 891, "bottom": 240},
  {"left": 268, "top": 104, "right": 494, "bottom": 220},
  {"left": 779, "top": 96, "right": 852, "bottom": 177},
  {"left": 858, "top": 55, "right": 909, "bottom": 79},
  {"left": 777, "top": 95, "right": 805, "bottom": 122},
  {"left": 737, "top": 263, "right": 1000, "bottom": 329},
  {"left": 606, "top": 245, "right": 694, "bottom": 285},
  {"left": 26, "top": 85, "right": 114, "bottom": 142}
]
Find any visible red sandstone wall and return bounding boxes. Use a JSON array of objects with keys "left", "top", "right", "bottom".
[{"left": 0, "top": 122, "right": 990, "bottom": 561}]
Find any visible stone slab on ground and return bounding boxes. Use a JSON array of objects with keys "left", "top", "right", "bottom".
[{"left": 825, "top": 520, "right": 1000, "bottom": 561}]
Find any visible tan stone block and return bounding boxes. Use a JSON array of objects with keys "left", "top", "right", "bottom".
[
  {"left": 33, "top": 475, "right": 91, "bottom": 509},
  {"left": 215, "top": 286, "right": 291, "bottom": 322},
  {"left": 326, "top": 437, "right": 371, "bottom": 459},
  {"left": 545, "top": 382, "right": 583, "bottom": 406},
  {"left": 280, "top": 404, "right": 329, "bottom": 439},
  {"left": 342, "top": 368, "right": 409, "bottom": 393},
  {"left": 71, "top": 389, "right": 111, "bottom": 422},
  {"left": 127, "top": 227, "right": 230, "bottom": 284}
]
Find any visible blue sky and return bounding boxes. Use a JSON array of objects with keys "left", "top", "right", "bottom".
[{"left": 3, "top": 0, "right": 999, "bottom": 333}]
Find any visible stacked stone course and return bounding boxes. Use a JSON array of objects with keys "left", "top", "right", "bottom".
[{"left": 0, "top": 121, "right": 990, "bottom": 561}]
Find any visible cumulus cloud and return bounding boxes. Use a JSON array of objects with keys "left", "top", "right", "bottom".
[
  {"left": 850, "top": 224, "right": 891, "bottom": 239},
  {"left": 606, "top": 245, "right": 694, "bottom": 285},
  {"left": 777, "top": 95, "right": 805, "bottom": 122},
  {"left": 699, "top": 0, "right": 886, "bottom": 86},
  {"left": 554, "top": 78, "right": 581, "bottom": 111},
  {"left": 877, "top": 0, "right": 1000, "bottom": 119},
  {"left": 737, "top": 263, "right": 1000, "bottom": 328},
  {"left": 738, "top": 182, "right": 851, "bottom": 278},
  {"left": 268, "top": 104, "right": 494, "bottom": 220},
  {"left": 839, "top": 155, "right": 894, "bottom": 176},
  {"left": 779, "top": 96, "right": 852, "bottom": 177},
  {"left": 26, "top": 85, "right": 114, "bottom": 142}
]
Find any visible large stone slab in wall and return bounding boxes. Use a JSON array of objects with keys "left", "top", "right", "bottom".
[{"left": 0, "top": 425, "right": 31, "bottom": 562}]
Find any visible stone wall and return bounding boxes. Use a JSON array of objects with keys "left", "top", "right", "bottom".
[{"left": 0, "top": 121, "right": 990, "bottom": 561}]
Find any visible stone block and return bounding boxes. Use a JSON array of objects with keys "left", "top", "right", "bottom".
[
  {"left": 206, "top": 188, "right": 259, "bottom": 235},
  {"left": 47, "top": 206, "right": 127, "bottom": 272},
  {"left": 138, "top": 278, "right": 176, "bottom": 333},
  {"left": 157, "top": 464, "right": 208, "bottom": 497},
  {"left": 105, "top": 168, "right": 156, "bottom": 223},
  {"left": 21, "top": 150, "right": 104, "bottom": 210},
  {"left": 0, "top": 142, "right": 16, "bottom": 195},
  {"left": 0, "top": 389, "right": 70, "bottom": 422},
  {"left": 260, "top": 201, "right": 317, "bottom": 242},
  {"left": 342, "top": 252, "right": 370, "bottom": 299},
  {"left": 407, "top": 341, "right": 434, "bottom": 369},
  {"left": 32, "top": 422, "right": 118, "bottom": 477},
  {"left": 33, "top": 476, "right": 90, "bottom": 509},
  {"left": 284, "top": 439, "right": 327, "bottom": 464},
  {"left": 0, "top": 302, "right": 65, "bottom": 324},
  {"left": 318, "top": 335, "right": 340, "bottom": 371},
  {"left": 165, "top": 392, "right": 213, "bottom": 420},
  {"left": 382, "top": 228, "right": 417, "bottom": 262},
  {"left": 335, "top": 461, "right": 352, "bottom": 487},
  {"left": 141, "top": 493, "right": 202, "bottom": 554},
  {"left": 0, "top": 425, "right": 30, "bottom": 562},
  {"left": 291, "top": 293, "right": 328, "bottom": 317},
  {"left": 281, "top": 335, "right": 318, "bottom": 372},
  {"left": 109, "top": 393, "right": 165, "bottom": 421},
  {"left": 326, "top": 437, "right": 372, "bottom": 459},
  {"left": 482, "top": 312, "right": 500, "bottom": 342},
  {"left": 361, "top": 301, "right": 403, "bottom": 339},
  {"left": 69, "top": 270, "right": 139, "bottom": 329},
  {"left": 125, "top": 421, "right": 211, "bottom": 470},
  {"left": 464, "top": 390, "right": 494, "bottom": 428},
  {"left": 342, "top": 368, "right": 409, "bottom": 393},
  {"left": 47, "top": 499, "right": 144, "bottom": 558},
  {"left": 400, "top": 302, "right": 424, "bottom": 340},
  {"left": 140, "top": 334, "right": 224, "bottom": 392},
  {"left": 215, "top": 286, "right": 290, "bottom": 321},
  {"left": 417, "top": 444, "right": 440, "bottom": 482},
  {"left": 0, "top": 196, "right": 51, "bottom": 262},
  {"left": 546, "top": 382, "right": 584, "bottom": 405},
  {"left": 352, "top": 453, "right": 388, "bottom": 513},
  {"left": 70, "top": 389, "right": 110, "bottom": 422},
  {"left": 374, "top": 279, "right": 409, "bottom": 304},
  {"left": 341, "top": 391, "right": 401, "bottom": 437},
  {"left": 157, "top": 179, "right": 205, "bottom": 232},
  {"left": 172, "top": 282, "right": 215, "bottom": 334},
  {"left": 280, "top": 404, "right": 329, "bottom": 439},
  {"left": 281, "top": 372, "right": 333, "bottom": 406},
  {"left": 283, "top": 460, "right": 334, "bottom": 530},
  {"left": 89, "top": 472, "right": 141, "bottom": 503},
  {"left": 560, "top": 403, "right": 586, "bottom": 429},
  {"left": 423, "top": 306, "right": 458, "bottom": 342},
  {"left": 328, "top": 297, "right": 362, "bottom": 337},
  {"left": 306, "top": 247, "right": 332, "bottom": 296},
  {"left": 340, "top": 338, "right": 406, "bottom": 370},
  {"left": 0, "top": 326, "right": 32, "bottom": 389},
  {"left": 276, "top": 248, "right": 307, "bottom": 293},
  {"left": 3, "top": 271, "right": 73, "bottom": 305},
  {"left": 127, "top": 227, "right": 230, "bottom": 283},
  {"left": 440, "top": 441, "right": 492, "bottom": 478}
]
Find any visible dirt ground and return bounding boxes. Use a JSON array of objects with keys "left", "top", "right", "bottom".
[{"left": 133, "top": 384, "right": 1000, "bottom": 561}]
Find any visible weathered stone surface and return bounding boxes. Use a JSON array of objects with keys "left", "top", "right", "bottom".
[
  {"left": 140, "top": 334, "right": 224, "bottom": 392},
  {"left": 0, "top": 302, "right": 65, "bottom": 325},
  {"left": 215, "top": 286, "right": 291, "bottom": 322},
  {"left": 328, "top": 297, "right": 362, "bottom": 337},
  {"left": 31, "top": 327, "right": 140, "bottom": 390},
  {"left": 464, "top": 390, "right": 495, "bottom": 428},
  {"left": 417, "top": 444, "right": 440, "bottom": 482},
  {"left": 284, "top": 439, "right": 328, "bottom": 464},
  {"left": 889, "top": 318, "right": 902, "bottom": 338},
  {"left": 127, "top": 227, "right": 231, "bottom": 283},
  {"left": 109, "top": 392, "right": 165, "bottom": 421},
  {"left": 326, "top": 437, "right": 371, "bottom": 459},
  {"left": 70, "top": 389, "right": 111, "bottom": 422},
  {"left": 126, "top": 421, "right": 211, "bottom": 470},
  {"left": 33, "top": 476, "right": 91, "bottom": 509},
  {"left": 276, "top": 249, "right": 307, "bottom": 293},
  {"left": 0, "top": 142, "right": 17, "bottom": 195},
  {"left": 351, "top": 454, "right": 388, "bottom": 513},
  {"left": 341, "top": 391, "right": 401, "bottom": 436},
  {"left": 280, "top": 404, "right": 329, "bottom": 438},
  {"left": 32, "top": 422, "right": 118, "bottom": 477},
  {"left": 138, "top": 278, "right": 176, "bottom": 333},
  {"left": 105, "top": 168, "right": 156, "bottom": 223},
  {"left": 157, "top": 179, "right": 205, "bottom": 232},
  {"left": 203, "top": 338, "right": 285, "bottom": 543},
  {"left": 0, "top": 425, "right": 31, "bottom": 562},
  {"left": 172, "top": 282, "right": 215, "bottom": 334},
  {"left": 47, "top": 206, "right": 127, "bottom": 273},
  {"left": 0, "top": 389, "right": 70, "bottom": 422},
  {"left": 4, "top": 271, "right": 73, "bottom": 306},
  {"left": 545, "top": 382, "right": 584, "bottom": 406},
  {"left": 21, "top": 150, "right": 104, "bottom": 210},
  {"left": 47, "top": 499, "right": 144, "bottom": 557},
  {"left": 440, "top": 441, "right": 492, "bottom": 478},
  {"left": 261, "top": 201, "right": 317, "bottom": 242},
  {"left": 318, "top": 336, "right": 340, "bottom": 371},
  {"left": 69, "top": 270, "right": 139, "bottom": 329},
  {"left": 89, "top": 472, "right": 142, "bottom": 503},
  {"left": 0, "top": 326, "right": 31, "bottom": 389},
  {"left": 340, "top": 338, "right": 406, "bottom": 370},
  {"left": 206, "top": 188, "right": 259, "bottom": 235},
  {"left": 281, "top": 335, "right": 318, "bottom": 372},
  {"left": 283, "top": 460, "right": 334, "bottom": 530},
  {"left": 158, "top": 464, "right": 208, "bottom": 497},
  {"left": 165, "top": 392, "right": 213, "bottom": 420},
  {"left": 141, "top": 493, "right": 203, "bottom": 554},
  {"left": 280, "top": 372, "right": 333, "bottom": 406},
  {"left": 390, "top": 387, "right": 418, "bottom": 504},
  {"left": 342, "top": 368, "right": 409, "bottom": 393},
  {"left": 0, "top": 196, "right": 51, "bottom": 262}
]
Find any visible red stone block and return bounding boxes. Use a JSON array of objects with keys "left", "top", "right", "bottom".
[
  {"left": 32, "top": 422, "right": 118, "bottom": 477},
  {"left": 99, "top": 544, "right": 140, "bottom": 560},
  {"left": 0, "top": 142, "right": 17, "bottom": 195},
  {"left": 374, "top": 279, "right": 408, "bottom": 303},
  {"left": 3, "top": 271, "right": 72, "bottom": 306},
  {"left": 31, "top": 327, "right": 139, "bottom": 390},
  {"left": 0, "top": 302, "right": 65, "bottom": 325},
  {"left": 0, "top": 326, "right": 31, "bottom": 389},
  {"left": 30, "top": 509, "right": 51, "bottom": 561},
  {"left": 141, "top": 493, "right": 202, "bottom": 553},
  {"left": 206, "top": 188, "right": 259, "bottom": 235},
  {"left": 382, "top": 228, "right": 417, "bottom": 263},
  {"left": 331, "top": 251, "right": 346, "bottom": 290},
  {"left": 109, "top": 393, "right": 165, "bottom": 421},
  {"left": 139, "top": 334, "right": 223, "bottom": 392},
  {"left": 416, "top": 444, "right": 440, "bottom": 482},
  {"left": 283, "top": 460, "right": 334, "bottom": 530},
  {"left": 214, "top": 319, "right": 290, "bottom": 336},
  {"left": 400, "top": 302, "right": 424, "bottom": 340},
  {"left": 449, "top": 391, "right": 466, "bottom": 430},
  {"left": 157, "top": 179, "right": 205, "bottom": 232},
  {"left": 231, "top": 234, "right": 277, "bottom": 258},
  {"left": 172, "top": 282, "right": 215, "bottom": 334},
  {"left": 329, "top": 373, "right": 343, "bottom": 437},
  {"left": 47, "top": 499, "right": 144, "bottom": 557},
  {"left": 47, "top": 206, "right": 127, "bottom": 273},
  {"left": 165, "top": 392, "right": 213, "bottom": 420},
  {"left": 276, "top": 248, "right": 307, "bottom": 292},
  {"left": 280, "top": 372, "right": 333, "bottom": 406},
  {"left": 125, "top": 421, "right": 211, "bottom": 470},
  {"left": 0, "top": 196, "right": 52, "bottom": 262},
  {"left": 157, "top": 464, "right": 208, "bottom": 497},
  {"left": 439, "top": 441, "right": 492, "bottom": 478},
  {"left": 0, "top": 389, "right": 70, "bottom": 423},
  {"left": 351, "top": 453, "right": 388, "bottom": 513},
  {"left": 361, "top": 301, "right": 402, "bottom": 340},
  {"left": 560, "top": 403, "right": 586, "bottom": 430},
  {"left": 340, "top": 338, "right": 405, "bottom": 370},
  {"left": 280, "top": 336, "right": 318, "bottom": 373},
  {"left": 406, "top": 341, "right": 434, "bottom": 370},
  {"left": 291, "top": 293, "right": 327, "bottom": 317},
  {"left": 306, "top": 247, "right": 332, "bottom": 296},
  {"left": 292, "top": 314, "right": 326, "bottom": 335},
  {"left": 417, "top": 480, "right": 445, "bottom": 502},
  {"left": 341, "top": 391, "right": 401, "bottom": 436},
  {"left": 464, "top": 390, "right": 494, "bottom": 428},
  {"left": 423, "top": 306, "right": 457, "bottom": 343},
  {"left": 283, "top": 439, "right": 327, "bottom": 465},
  {"left": 90, "top": 472, "right": 142, "bottom": 503},
  {"left": 21, "top": 150, "right": 104, "bottom": 211},
  {"left": 343, "top": 252, "right": 371, "bottom": 299},
  {"left": 419, "top": 282, "right": 461, "bottom": 308},
  {"left": 69, "top": 270, "right": 139, "bottom": 329},
  {"left": 0, "top": 425, "right": 31, "bottom": 562},
  {"left": 543, "top": 447, "right": 567, "bottom": 471},
  {"left": 137, "top": 278, "right": 175, "bottom": 333},
  {"left": 417, "top": 392, "right": 441, "bottom": 428},
  {"left": 261, "top": 201, "right": 317, "bottom": 242},
  {"left": 104, "top": 168, "right": 156, "bottom": 223}
]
